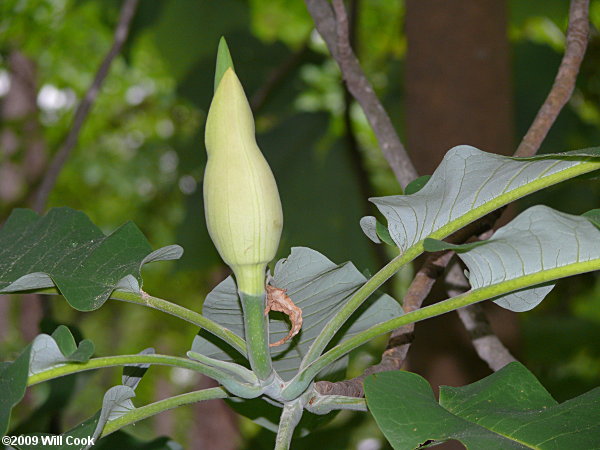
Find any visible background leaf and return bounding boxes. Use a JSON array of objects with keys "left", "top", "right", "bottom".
[
  {"left": 583, "top": 208, "right": 600, "bottom": 229},
  {"left": 17, "top": 385, "right": 136, "bottom": 450},
  {"left": 0, "top": 208, "right": 182, "bottom": 311},
  {"left": 1, "top": 326, "right": 94, "bottom": 436},
  {"left": 94, "top": 432, "right": 183, "bottom": 450},
  {"left": 192, "top": 247, "right": 403, "bottom": 381},
  {"left": 29, "top": 329, "right": 94, "bottom": 376},
  {"left": 0, "top": 346, "right": 32, "bottom": 436},
  {"left": 365, "top": 362, "right": 600, "bottom": 449},
  {"left": 404, "top": 174, "right": 431, "bottom": 195}
]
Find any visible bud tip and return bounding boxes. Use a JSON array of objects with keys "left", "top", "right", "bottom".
[{"left": 215, "top": 37, "right": 235, "bottom": 92}]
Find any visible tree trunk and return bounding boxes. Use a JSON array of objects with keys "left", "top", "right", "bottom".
[
  {"left": 404, "top": 5, "right": 518, "bottom": 449},
  {"left": 406, "top": 0, "right": 513, "bottom": 170}
]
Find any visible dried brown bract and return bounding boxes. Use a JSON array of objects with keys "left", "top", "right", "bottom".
[{"left": 264, "top": 285, "right": 303, "bottom": 347}]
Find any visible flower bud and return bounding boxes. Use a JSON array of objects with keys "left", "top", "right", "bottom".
[{"left": 203, "top": 46, "right": 283, "bottom": 296}]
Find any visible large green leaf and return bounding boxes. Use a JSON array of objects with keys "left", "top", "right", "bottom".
[
  {"left": 364, "top": 363, "right": 600, "bottom": 449},
  {"left": 424, "top": 205, "right": 600, "bottom": 312},
  {"left": 0, "top": 345, "right": 31, "bottom": 436},
  {"left": 192, "top": 247, "right": 402, "bottom": 381},
  {"left": 0, "top": 207, "right": 182, "bottom": 311},
  {"left": 361, "top": 146, "right": 600, "bottom": 253}
]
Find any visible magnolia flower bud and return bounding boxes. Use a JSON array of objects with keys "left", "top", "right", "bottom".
[{"left": 203, "top": 46, "right": 283, "bottom": 296}]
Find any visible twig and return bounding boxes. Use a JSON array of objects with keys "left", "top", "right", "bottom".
[
  {"left": 315, "top": 250, "right": 453, "bottom": 397},
  {"left": 305, "top": 0, "right": 418, "bottom": 188},
  {"left": 311, "top": 0, "right": 589, "bottom": 396},
  {"left": 446, "top": 263, "right": 517, "bottom": 371},
  {"left": 315, "top": 211, "right": 501, "bottom": 397},
  {"left": 32, "top": 0, "right": 140, "bottom": 213},
  {"left": 515, "top": 0, "right": 589, "bottom": 157}
]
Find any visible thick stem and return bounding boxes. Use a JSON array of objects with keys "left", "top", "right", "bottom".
[
  {"left": 32, "top": 287, "right": 247, "bottom": 357},
  {"left": 101, "top": 387, "right": 228, "bottom": 437},
  {"left": 111, "top": 290, "right": 247, "bottom": 356},
  {"left": 283, "top": 257, "right": 600, "bottom": 399},
  {"left": 239, "top": 291, "right": 273, "bottom": 380},
  {"left": 274, "top": 400, "right": 303, "bottom": 450},
  {"left": 27, "top": 354, "right": 212, "bottom": 386}
]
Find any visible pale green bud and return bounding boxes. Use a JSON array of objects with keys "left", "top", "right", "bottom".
[{"left": 203, "top": 52, "right": 283, "bottom": 296}]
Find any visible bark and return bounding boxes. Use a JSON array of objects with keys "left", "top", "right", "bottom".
[
  {"left": 406, "top": 0, "right": 514, "bottom": 173},
  {"left": 404, "top": 0, "right": 518, "bottom": 408}
]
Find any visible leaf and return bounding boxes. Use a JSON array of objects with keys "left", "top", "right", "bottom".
[
  {"left": 9, "top": 323, "right": 91, "bottom": 436},
  {"left": 0, "top": 345, "right": 32, "bottom": 435},
  {"left": 94, "top": 431, "right": 183, "bottom": 450},
  {"left": 428, "top": 206, "right": 600, "bottom": 312},
  {"left": 404, "top": 174, "right": 431, "bottom": 195},
  {"left": 359, "top": 217, "right": 395, "bottom": 246},
  {"left": 1, "top": 326, "right": 95, "bottom": 436},
  {"left": 422, "top": 238, "right": 484, "bottom": 252},
  {"left": 122, "top": 348, "right": 155, "bottom": 390},
  {"left": 29, "top": 328, "right": 95, "bottom": 375},
  {"left": 364, "top": 363, "right": 600, "bottom": 449},
  {"left": 367, "top": 146, "right": 600, "bottom": 254},
  {"left": 16, "top": 386, "right": 137, "bottom": 450},
  {"left": 583, "top": 208, "right": 600, "bottom": 229},
  {"left": 16, "top": 346, "right": 158, "bottom": 449},
  {"left": 192, "top": 247, "right": 403, "bottom": 381},
  {"left": 0, "top": 207, "right": 182, "bottom": 311}
]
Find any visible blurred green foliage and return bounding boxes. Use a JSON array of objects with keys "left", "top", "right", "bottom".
[{"left": 1, "top": 0, "right": 600, "bottom": 447}]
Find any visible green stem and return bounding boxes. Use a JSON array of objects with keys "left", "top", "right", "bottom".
[
  {"left": 283, "top": 257, "right": 600, "bottom": 400},
  {"left": 239, "top": 291, "right": 272, "bottom": 380},
  {"left": 101, "top": 387, "right": 228, "bottom": 437},
  {"left": 298, "top": 159, "right": 600, "bottom": 371},
  {"left": 33, "top": 287, "right": 247, "bottom": 357},
  {"left": 28, "top": 354, "right": 225, "bottom": 387},
  {"left": 300, "top": 247, "right": 421, "bottom": 370},
  {"left": 111, "top": 290, "right": 247, "bottom": 356},
  {"left": 274, "top": 400, "right": 303, "bottom": 450}
]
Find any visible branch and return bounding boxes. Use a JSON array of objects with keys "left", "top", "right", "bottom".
[
  {"left": 514, "top": 0, "right": 589, "bottom": 157},
  {"left": 313, "top": 0, "right": 589, "bottom": 397},
  {"left": 32, "top": 0, "right": 140, "bottom": 213},
  {"left": 305, "top": 0, "right": 418, "bottom": 188},
  {"left": 446, "top": 263, "right": 517, "bottom": 371},
  {"left": 315, "top": 250, "right": 453, "bottom": 397}
]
